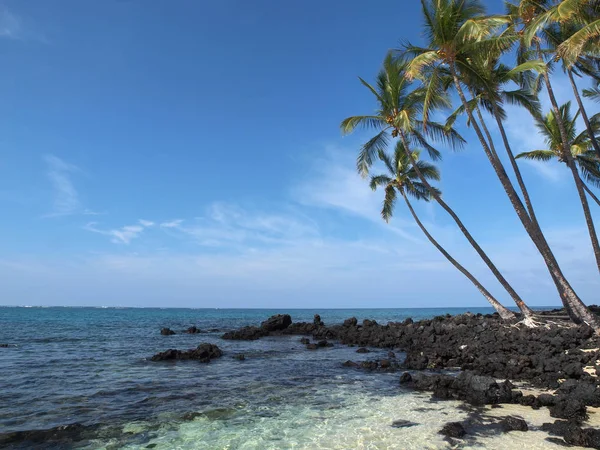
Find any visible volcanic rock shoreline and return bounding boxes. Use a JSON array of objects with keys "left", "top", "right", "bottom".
[{"left": 220, "top": 310, "right": 600, "bottom": 448}]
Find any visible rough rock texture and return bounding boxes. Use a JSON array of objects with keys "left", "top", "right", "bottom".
[
  {"left": 500, "top": 416, "right": 528, "bottom": 432},
  {"left": 160, "top": 328, "right": 175, "bottom": 336},
  {"left": 439, "top": 422, "right": 466, "bottom": 438},
  {"left": 542, "top": 421, "right": 600, "bottom": 449},
  {"left": 222, "top": 314, "right": 295, "bottom": 340},
  {"left": 151, "top": 343, "right": 223, "bottom": 362},
  {"left": 404, "top": 371, "right": 520, "bottom": 406},
  {"left": 221, "top": 326, "right": 266, "bottom": 341},
  {"left": 185, "top": 326, "right": 201, "bottom": 334},
  {"left": 260, "top": 314, "right": 292, "bottom": 332}
]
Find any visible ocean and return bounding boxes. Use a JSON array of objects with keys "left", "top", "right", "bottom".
[{"left": 0, "top": 306, "right": 573, "bottom": 449}]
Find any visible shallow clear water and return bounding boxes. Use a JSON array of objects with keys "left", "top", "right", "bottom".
[{"left": 0, "top": 306, "right": 581, "bottom": 449}]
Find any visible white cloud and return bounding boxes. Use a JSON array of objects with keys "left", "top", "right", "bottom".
[
  {"left": 84, "top": 219, "right": 155, "bottom": 244},
  {"left": 44, "top": 155, "right": 81, "bottom": 217},
  {"left": 160, "top": 219, "right": 184, "bottom": 228}
]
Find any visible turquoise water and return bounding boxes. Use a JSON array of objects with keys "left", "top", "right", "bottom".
[{"left": 0, "top": 306, "right": 569, "bottom": 449}]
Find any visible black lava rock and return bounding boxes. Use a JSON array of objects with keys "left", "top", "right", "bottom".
[
  {"left": 260, "top": 314, "right": 292, "bottom": 332},
  {"left": 439, "top": 422, "right": 466, "bottom": 438},
  {"left": 500, "top": 416, "right": 528, "bottom": 432},
  {"left": 151, "top": 343, "right": 223, "bottom": 362}
]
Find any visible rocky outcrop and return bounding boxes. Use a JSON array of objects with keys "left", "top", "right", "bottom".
[
  {"left": 185, "top": 326, "right": 201, "bottom": 334},
  {"left": 222, "top": 314, "right": 294, "bottom": 340},
  {"left": 221, "top": 326, "right": 266, "bottom": 341},
  {"left": 260, "top": 314, "right": 292, "bottom": 332},
  {"left": 401, "top": 371, "right": 520, "bottom": 406},
  {"left": 151, "top": 343, "right": 223, "bottom": 362},
  {"left": 160, "top": 328, "right": 175, "bottom": 336}
]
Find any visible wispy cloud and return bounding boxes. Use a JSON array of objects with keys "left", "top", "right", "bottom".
[
  {"left": 84, "top": 220, "right": 155, "bottom": 244},
  {"left": 292, "top": 145, "right": 421, "bottom": 242},
  {"left": 0, "top": 7, "right": 21, "bottom": 39},
  {"left": 44, "top": 155, "right": 81, "bottom": 217},
  {"left": 0, "top": 6, "right": 47, "bottom": 43},
  {"left": 163, "top": 203, "right": 320, "bottom": 249},
  {"left": 160, "top": 219, "right": 184, "bottom": 228}
]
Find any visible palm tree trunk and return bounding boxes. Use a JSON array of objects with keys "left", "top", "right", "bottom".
[
  {"left": 583, "top": 181, "right": 600, "bottom": 207},
  {"left": 568, "top": 69, "right": 600, "bottom": 160},
  {"left": 401, "top": 188, "right": 515, "bottom": 320},
  {"left": 450, "top": 62, "right": 600, "bottom": 331},
  {"left": 491, "top": 103, "right": 540, "bottom": 227},
  {"left": 397, "top": 130, "right": 534, "bottom": 320},
  {"left": 542, "top": 63, "right": 600, "bottom": 275}
]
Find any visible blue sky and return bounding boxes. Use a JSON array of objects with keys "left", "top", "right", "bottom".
[{"left": 0, "top": 0, "right": 598, "bottom": 308}]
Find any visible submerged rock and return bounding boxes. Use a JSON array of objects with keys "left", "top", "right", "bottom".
[
  {"left": 233, "top": 354, "right": 245, "bottom": 361},
  {"left": 439, "top": 422, "right": 466, "bottom": 438},
  {"left": 151, "top": 343, "right": 223, "bottom": 362},
  {"left": 299, "top": 337, "right": 310, "bottom": 345},
  {"left": 391, "top": 419, "right": 418, "bottom": 428},
  {"left": 0, "top": 344, "right": 11, "bottom": 348},
  {"left": 160, "top": 328, "right": 175, "bottom": 336},
  {"left": 0, "top": 423, "right": 96, "bottom": 447},
  {"left": 185, "top": 326, "right": 201, "bottom": 334},
  {"left": 356, "top": 347, "right": 370, "bottom": 354}
]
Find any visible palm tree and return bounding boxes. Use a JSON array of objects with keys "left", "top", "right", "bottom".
[
  {"left": 524, "top": 2, "right": 600, "bottom": 159},
  {"left": 341, "top": 53, "right": 532, "bottom": 320},
  {"left": 516, "top": 102, "right": 600, "bottom": 207},
  {"left": 404, "top": 0, "right": 600, "bottom": 330},
  {"left": 515, "top": 0, "right": 600, "bottom": 278},
  {"left": 370, "top": 142, "right": 515, "bottom": 319}
]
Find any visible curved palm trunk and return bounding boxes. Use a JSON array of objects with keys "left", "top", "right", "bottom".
[
  {"left": 450, "top": 62, "right": 600, "bottom": 331},
  {"left": 542, "top": 65, "right": 600, "bottom": 275},
  {"left": 491, "top": 103, "right": 540, "bottom": 227},
  {"left": 568, "top": 69, "right": 600, "bottom": 160},
  {"left": 583, "top": 181, "right": 600, "bottom": 207},
  {"left": 401, "top": 189, "right": 515, "bottom": 320},
  {"left": 397, "top": 131, "right": 533, "bottom": 319}
]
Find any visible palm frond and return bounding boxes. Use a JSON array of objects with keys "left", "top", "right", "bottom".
[
  {"left": 557, "top": 19, "right": 600, "bottom": 66},
  {"left": 369, "top": 174, "right": 393, "bottom": 191},
  {"left": 377, "top": 149, "right": 396, "bottom": 175},
  {"left": 583, "top": 86, "right": 600, "bottom": 103},
  {"left": 406, "top": 50, "right": 439, "bottom": 80},
  {"left": 357, "top": 130, "right": 390, "bottom": 177},
  {"left": 515, "top": 150, "right": 557, "bottom": 161},
  {"left": 381, "top": 184, "right": 397, "bottom": 223},
  {"left": 340, "top": 116, "right": 385, "bottom": 135},
  {"left": 502, "top": 89, "right": 542, "bottom": 119}
]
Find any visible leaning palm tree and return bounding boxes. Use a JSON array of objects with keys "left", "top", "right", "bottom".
[
  {"left": 370, "top": 143, "right": 515, "bottom": 319},
  {"left": 341, "top": 53, "right": 533, "bottom": 321},
  {"left": 524, "top": 2, "right": 600, "bottom": 159},
  {"left": 515, "top": 0, "right": 600, "bottom": 277},
  {"left": 516, "top": 102, "right": 600, "bottom": 207},
  {"left": 404, "top": 0, "right": 600, "bottom": 330}
]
